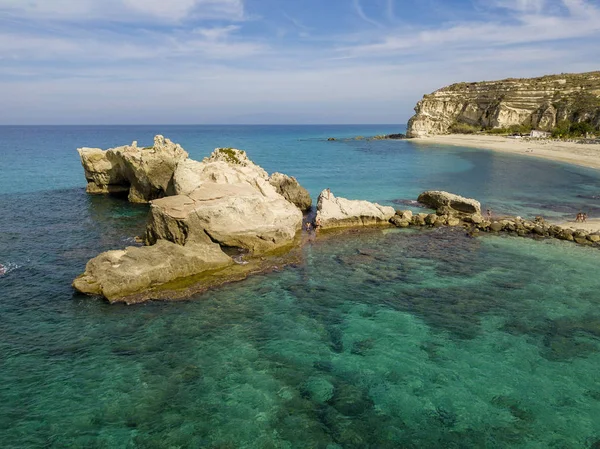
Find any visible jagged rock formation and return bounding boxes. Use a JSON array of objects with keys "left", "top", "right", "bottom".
[
  {"left": 78, "top": 135, "right": 188, "bottom": 203},
  {"left": 269, "top": 173, "right": 312, "bottom": 211},
  {"left": 407, "top": 71, "right": 600, "bottom": 137},
  {"left": 74, "top": 141, "right": 307, "bottom": 303},
  {"left": 315, "top": 190, "right": 395, "bottom": 230}
]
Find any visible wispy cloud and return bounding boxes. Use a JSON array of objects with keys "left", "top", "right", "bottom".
[
  {"left": 0, "top": 0, "right": 246, "bottom": 22},
  {"left": 0, "top": 0, "right": 598, "bottom": 124},
  {"left": 340, "top": 0, "right": 600, "bottom": 58},
  {"left": 352, "top": 0, "right": 384, "bottom": 28}
]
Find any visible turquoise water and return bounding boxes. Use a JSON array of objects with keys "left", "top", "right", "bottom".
[{"left": 1, "top": 126, "right": 600, "bottom": 448}]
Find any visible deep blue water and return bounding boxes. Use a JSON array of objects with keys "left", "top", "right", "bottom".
[{"left": 1, "top": 125, "right": 600, "bottom": 448}]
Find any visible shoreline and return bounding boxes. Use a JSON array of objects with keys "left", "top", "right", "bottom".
[
  {"left": 551, "top": 218, "right": 600, "bottom": 233},
  {"left": 411, "top": 134, "right": 600, "bottom": 171}
]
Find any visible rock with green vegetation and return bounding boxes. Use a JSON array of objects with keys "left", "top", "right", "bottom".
[
  {"left": 269, "top": 172, "right": 312, "bottom": 211},
  {"left": 406, "top": 71, "right": 600, "bottom": 137},
  {"left": 172, "top": 148, "right": 271, "bottom": 196},
  {"left": 76, "top": 139, "right": 305, "bottom": 302},
  {"left": 78, "top": 135, "right": 189, "bottom": 203}
]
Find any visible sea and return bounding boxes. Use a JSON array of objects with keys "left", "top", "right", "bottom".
[{"left": 1, "top": 125, "right": 600, "bottom": 448}]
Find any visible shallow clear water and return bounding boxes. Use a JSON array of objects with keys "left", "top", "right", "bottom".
[{"left": 1, "top": 126, "right": 600, "bottom": 448}]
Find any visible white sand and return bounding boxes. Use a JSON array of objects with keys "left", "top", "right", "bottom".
[
  {"left": 411, "top": 134, "right": 600, "bottom": 170},
  {"left": 552, "top": 218, "right": 600, "bottom": 233}
]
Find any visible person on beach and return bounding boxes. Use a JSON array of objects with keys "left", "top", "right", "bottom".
[
  {"left": 315, "top": 217, "right": 322, "bottom": 229},
  {"left": 576, "top": 212, "right": 583, "bottom": 222},
  {"left": 583, "top": 213, "right": 588, "bottom": 223}
]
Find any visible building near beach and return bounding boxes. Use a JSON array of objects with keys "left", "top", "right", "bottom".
[{"left": 530, "top": 130, "right": 551, "bottom": 138}]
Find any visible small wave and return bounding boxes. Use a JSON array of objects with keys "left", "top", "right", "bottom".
[{"left": 0, "top": 262, "right": 21, "bottom": 276}]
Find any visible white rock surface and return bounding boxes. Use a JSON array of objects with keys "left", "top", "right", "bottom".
[
  {"left": 315, "top": 190, "right": 395, "bottom": 230},
  {"left": 78, "top": 135, "right": 188, "bottom": 202},
  {"left": 72, "top": 240, "right": 233, "bottom": 303},
  {"left": 147, "top": 182, "right": 302, "bottom": 254}
]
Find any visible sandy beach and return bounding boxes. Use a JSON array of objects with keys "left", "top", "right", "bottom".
[
  {"left": 412, "top": 134, "right": 600, "bottom": 170},
  {"left": 551, "top": 218, "right": 600, "bottom": 233}
]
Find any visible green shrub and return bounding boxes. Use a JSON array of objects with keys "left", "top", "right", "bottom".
[
  {"left": 551, "top": 120, "right": 596, "bottom": 138},
  {"left": 448, "top": 122, "right": 481, "bottom": 134}
]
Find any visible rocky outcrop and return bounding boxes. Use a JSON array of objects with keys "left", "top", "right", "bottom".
[
  {"left": 392, "top": 191, "right": 600, "bottom": 250},
  {"left": 146, "top": 182, "right": 302, "bottom": 254},
  {"left": 315, "top": 190, "right": 395, "bottom": 230},
  {"left": 407, "top": 71, "right": 600, "bottom": 137},
  {"left": 78, "top": 135, "right": 188, "bottom": 203},
  {"left": 417, "top": 191, "right": 481, "bottom": 215},
  {"left": 75, "top": 142, "right": 306, "bottom": 302},
  {"left": 269, "top": 172, "right": 312, "bottom": 211},
  {"left": 73, "top": 240, "right": 233, "bottom": 303}
]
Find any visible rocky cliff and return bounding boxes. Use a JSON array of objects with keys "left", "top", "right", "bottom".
[{"left": 406, "top": 71, "right": 600, "bottom": 137}]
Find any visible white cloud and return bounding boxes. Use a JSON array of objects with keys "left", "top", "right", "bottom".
[
  {"left": 353, "top": 0, "right": 383, "bottom": 28},
  {"left": 340, "top": 0, "right": 600, "bottom": 58},
  {"left": 0, "top": 0, "right": 245, "bottom": 22},
  {"left": 0, "top": 0, "right": 599, "bottom": 124},
  {"left": 490, "top": 0, "right": 546, "bottom": 12},
  {"left": 193, "top": 25, "right": 240, "bottom": 41}
]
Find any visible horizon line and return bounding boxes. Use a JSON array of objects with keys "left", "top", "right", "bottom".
[{"left": 0, "top": 123, "right": 406, "bottom": 127}]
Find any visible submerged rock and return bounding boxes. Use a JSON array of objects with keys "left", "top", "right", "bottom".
[{"left": 315, "top": 190, "right": 395, "bottom": 230}]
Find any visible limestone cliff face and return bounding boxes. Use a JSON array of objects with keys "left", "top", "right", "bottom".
[{"left": 407, "top": 71, "right": 600, "bottom": 137}]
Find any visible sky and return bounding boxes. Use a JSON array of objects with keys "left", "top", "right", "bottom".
[{"left": 0, "top": 0, "right": 599, "bottom": 124}]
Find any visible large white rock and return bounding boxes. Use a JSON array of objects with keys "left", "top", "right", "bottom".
[
  {"left": 78, "top": 135, "right": 188, "bottom": 202},
  {"left": 75, "top": 142, "right": 305, "bottom": 302},
  {"left": 147, "top": 182, "right": 302, "bottom": 254},
  {"left": 72, "top": 240, "right": 233, "bottom": 303},
  {"left": 172, "top": 149, "right": 278, "bottom": 200},
  {"left": 315, "top": 190, "right": 395, "bottom": 230},
  {"left": 417, "top": 190, "right": 481, "bottom": 215}
]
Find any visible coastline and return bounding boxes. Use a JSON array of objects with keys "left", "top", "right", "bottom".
[
  {"left": 411, "top": 134, "right": 600, "bottom": 170},
  {"left": 551, "top": 218, "right": 600, "bottom": 233}
]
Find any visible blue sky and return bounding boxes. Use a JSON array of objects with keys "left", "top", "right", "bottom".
[{"left": 1, "top": 0, "right": 599, "bottom": 124}]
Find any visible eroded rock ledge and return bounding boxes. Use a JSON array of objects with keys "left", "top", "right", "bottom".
[
  {"left": 75, "top": 138, "right": 312, "bottom": 303},
  {"left": 392, "top": 190, "right": 600, "bottom": 248},
  {"left": 74, "top": 140, "right": 598, "bottom": 304}
]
